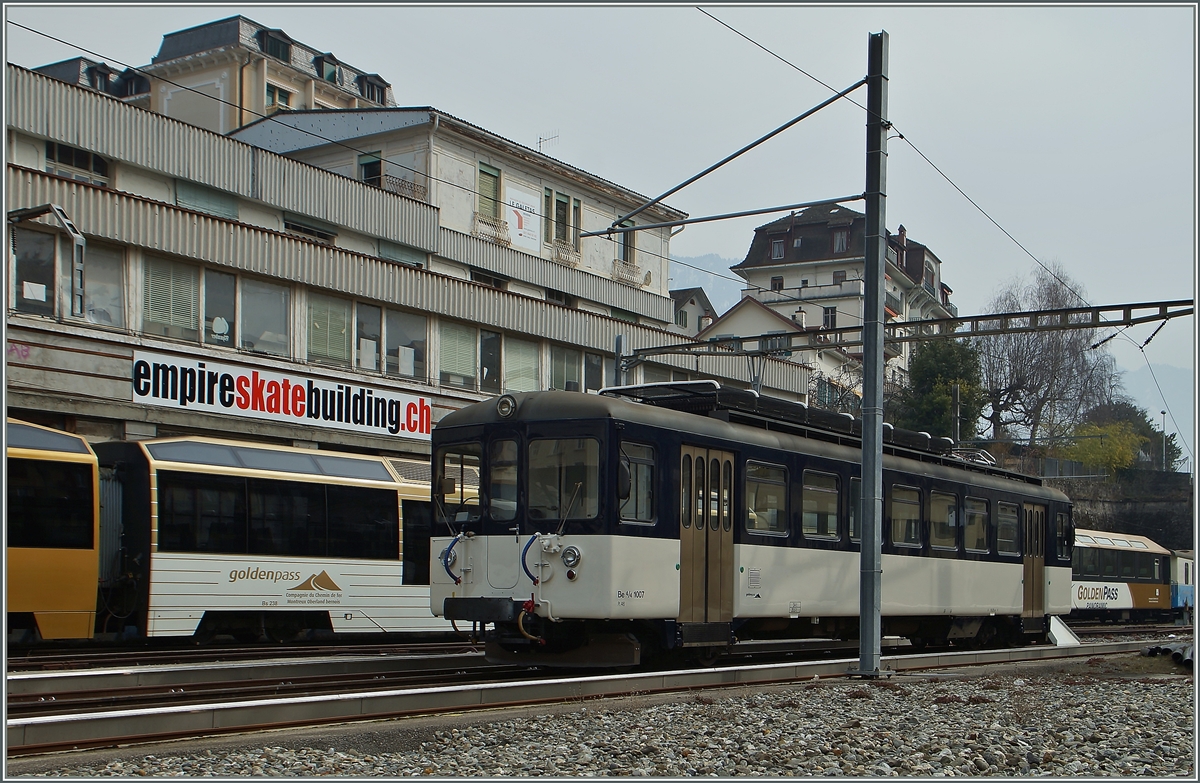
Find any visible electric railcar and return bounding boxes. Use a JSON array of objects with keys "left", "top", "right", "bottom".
[
  {"left": 430, "top": 382, "right": 1075, "bottom": 667},
  {"left": 88, "top": 436, "right": 452, "bottom": 642},
  {"left": 1069, "top": 529, "right": 1188, "bottom": 622},
  {"left": 1171, "top": 550, "right": 1194, "bottom": 619},
  {"left": 6, "top": 419, "right": 101, "bottom": 640}
]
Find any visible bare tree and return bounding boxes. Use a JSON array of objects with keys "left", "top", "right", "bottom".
[{"left": 977, "top": 261, "right": 1122, "bottom": 447}]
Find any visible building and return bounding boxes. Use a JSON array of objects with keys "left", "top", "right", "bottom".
[
  {"left": 7, "top": 55, "right": 806, "bottom": 460},
  {"left": 668, "top": 287, "right": 716, "bottom": 337},
  {"left": 729, "top": 202, "right": 957, "bottom": 408}
]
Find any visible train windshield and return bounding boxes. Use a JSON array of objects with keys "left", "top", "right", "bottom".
[
  {"left": 434, "top": 443, "right": 482, "bottom": 527},
  {"left": 528, "top": 438, "right": 600, "bottom": 521}
]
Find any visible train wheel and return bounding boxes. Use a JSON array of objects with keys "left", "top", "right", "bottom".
[{"left": 694, "top": 647, "right": 721, "bottom": 667}]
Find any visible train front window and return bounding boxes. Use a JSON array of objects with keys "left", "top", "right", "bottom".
[
  {"left": 528, "top": 438, "right": 599, "bottom": 521},
  {"left": 6, "top": 458, "right": 94, "bottom": 549},
  {"left": 435, "top": 443, "right": 481, "bottom": 526},
  {"left": 619, "top": 442, "right": 655, "bottom": 524},
  {"left": 489, "top": 440, "right": 518, "bottom": 521}
]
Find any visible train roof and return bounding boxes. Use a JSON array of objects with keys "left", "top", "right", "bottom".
[
  {"left": 436, "top": 384, "right": 1065, "bottom": 498},
  {"left": 1073, "top": 528, "right": 1171, "bottom": 555},
  {"left": 5, "top": 418, "right": 96, "bottom": 457}
]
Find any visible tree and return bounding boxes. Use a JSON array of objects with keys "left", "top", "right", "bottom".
[
  {"left": 1080, "top": 400, "right": 1183, "bottom": 471},
  {"left": 1062, "top": 422, "right": 1146, "bottom": 475},
  {"left": 977, "top": 261, "right": 1122, "bottom": 447},
  {"left": 888, "top": 339, "right": 985, "bottom": 441}
]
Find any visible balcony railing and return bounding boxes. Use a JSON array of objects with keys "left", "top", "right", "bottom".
[
  {"left": 551, "top": 239, "right": 580, "bottom": 267},
  {"left": 755, "top": 279, "right": 864, "bottom": 304},
  {"left": 472, "top": 212, "right": 511, "bottom": 247},
  {"left": 942, "top": 300, "right": 958, "bottom": 318},
  {"left": 381, "top": 173, "right": 428, "bottom": 202},
  {"left": 612, "top": 258, "right": 647, "bottom": 287},
  {"left": 885, "top": 290, "right": 903, "bottom": 315}
]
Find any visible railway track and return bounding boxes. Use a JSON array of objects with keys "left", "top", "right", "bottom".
[{"left": 6, "top": 638, "right": 1160, "bottom": 757}]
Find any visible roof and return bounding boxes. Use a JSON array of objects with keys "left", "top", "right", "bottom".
[
  {"left": 229, "top": 108, "right": 687, "bottom": 221},
  {"left": 751, "top": 203, "right": 865, "bottom": 234},
  {"left": 694, "top": 295, "right": 803, "bottom": 341},
  {"left": 670, "top": 287, "right": 715, "bottom": 315},
  {"left": 1073, "top": 528, "right": 1171, "bottom": 555}
]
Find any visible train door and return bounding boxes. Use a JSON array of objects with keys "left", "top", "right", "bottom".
[
  {"left": 1022, "top": 503, "right": 1046, "bottom": 631},
  {"left": 678, "top": 447, "right": 734, "bottom": 633}
]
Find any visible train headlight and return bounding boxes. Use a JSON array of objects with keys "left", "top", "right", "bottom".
[
  {"left": 561, "top": 546, "right": 582, "bottom": 568},
  {"left": 496, "top": 394, "right": 517, "bottom": 418},
  {"left": 440, "top": 547, "right": 457, "bottom": 567}
]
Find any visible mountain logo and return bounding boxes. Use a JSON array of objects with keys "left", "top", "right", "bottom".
[{"left": 289, "top": 571, "right": 342, "bottom": 592}]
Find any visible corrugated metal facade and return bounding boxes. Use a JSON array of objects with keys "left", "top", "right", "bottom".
[{"left": 6, "top": 67, "right": 438, "bottom": 253}]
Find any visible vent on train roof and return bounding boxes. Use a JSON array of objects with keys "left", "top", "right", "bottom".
[{"left": 388, "top": 458, "right": 432, "bottom": 483}]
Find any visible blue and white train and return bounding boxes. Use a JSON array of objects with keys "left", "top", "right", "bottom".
[{"left": 429, "top": 382, "right": 1075, "bottom": 667}]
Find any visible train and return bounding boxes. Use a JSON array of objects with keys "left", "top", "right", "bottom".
[
  {"left": 7, "top": 418, "right": 453, "bottom": 644},
  {"left": 429, "top": 381, "right": 1076, "bottom": 668},
  {"left": 1070, "top": 528, "right": 1194, "bottom": 623}
]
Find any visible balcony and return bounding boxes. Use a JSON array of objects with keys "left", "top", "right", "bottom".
[
  {"left": 551, "top": 239, "right": 581, "bottom": 268},
  {"left": 942, "top": 300, "right": 958, "bottom": 318},
  {"left": 754, "top": 279, "right": 864, "bottom": 305},
  {"left": 380, "top": 173, "right": 428, "bottom": 202},
  {"left": 612, "top": 258, "right": 648, "bottom": 287},
  {"left": 885, "top": 290, "right": 903, "bottom": 317},
  {"left": 472, "top": 212, "right": 511, "bottom": 247}
]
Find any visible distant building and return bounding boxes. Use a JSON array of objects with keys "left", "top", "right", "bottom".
[{"left": 668, "top": 287, "right": 716, "bottom": 337}]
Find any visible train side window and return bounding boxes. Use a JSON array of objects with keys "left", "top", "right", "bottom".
[
  {"left": 6, "top": 457, "right": 95, "bottom": 549},
  {"left": 746, "top": 461, "right": 787, "bottom": 535},
  {"left": 328, "top": 484, "right": 400, "bottom": 560},
  {"left": 849, "top": 477, "right": 861, "bottom": 542},
  {"left": 157, "top": 471, "right": 247, "bottom": 554},
  {"left": 890, "top": 485, "right": 921, "bottom": 548},
  {"left": 722, "top": 459, "right": 733, "bottom": 532},
  {"left": 619, "top": 442, "right": 655, "bottom": 524},
  {"left": 1136, "top": 553, "right": 1152, "bottom": 581},
  {"left": 1055, "top": 512, "right": 1072, "bottom": 560},
  {"left": 996, "top": 502, "right": 1020, "bottom": 556},
  {"left": 489, "top": 439, "right": 518, "bottom": 522},
  {"left": 695, "top": 458, "right": 706, "bottom": 529},
  {"left": 1076, "top": 547, "right": 1099, "bottom": 577},
  {"left": 929, "top": 491, "right": 957, "bottom": 550},
  {"left": 681, "top": 455, "right": 692, "bottom": 529},
  {"left": 248, "top": 478, "right": 327, "bottom": 557},
  {"left": 802, "top": 470, "right": 840, "bottom": 540},
  {"left": 1100, "top": 549, "right": 1117, "bottom": 577},
  {"left": 963, "top": 497, "right": 989, "bottom": 553},
  {"left": 709, "top": 458, "right": 721, "bottom": 531}
]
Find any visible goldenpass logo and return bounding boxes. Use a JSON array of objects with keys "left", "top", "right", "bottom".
[{"left": 132, "top": 351, "right": 431, "bottom": 440}]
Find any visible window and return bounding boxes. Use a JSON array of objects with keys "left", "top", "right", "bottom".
[
  {"left": 619, "top": 442, "right": 655, "bottom": 524},
  {"left": 746, "top": 462, "right": 787, "bottom": 535},
  {"left": 802, "top": 471, "right": 840, "bottom": 539},
  {"left": 358, "top": 74, "right": 389, "bottom": 104},
  {"left": 359, "top": 153, "right": 382, "bottom": 188},
  {"left": 440, "top": 321, "right": 477, "bottom": 388},
  {"left": 793, "top": 237, "right": 803, "bottom": 248},
  {"left": 584, "top": 352, "right": 605, "bottom": 392},
  {"left": 771, "top": 239, "right": 785, "bottom": 260},
  {"left": 642, "top": 364, "right": 670, "bottom": 384},
  {"left": 241, "top": 278, "right": 290, "bottom": 356},
  {"left": 144, "top": 255, "right": 198, "bottom": 340},
  {"left": 930, "top": 491, "right": 957, "bottom": 550},
  {"left": 306, "top": 293, "right": 351, "bottom": 366},
  {"left": 379, "top": 240, "right": 425, "bottom": 268},
  {"left": 265, "top": 84, "right": 291, "bottom": 108},
  {"left": 675, "top": 309, "right": 688, "bottom": 328},
  {"left": 1075, "top": 546, "right": 1099, "bottom": 578},
  {"left": 528, "top": 438, "right": 600, "bottom": 521},
  {"left": 480, "top": 330, "right": 501, "bottom": 394},
  {"left": 572, "top": 199, "right": 582, "bottom": 250},
  {"left": 471, "top": 270, "right": 508, "bottom": 290},
  {"left": 832, "top": 270, "right": 847, "bottom": 285},
  {"left": 550, "top": 345, "right": 581, "bottom": 390},
  {"left": 543, "top": 188, "right": 553, "bottom": 244},
  {"left": 6, "top": 458, "right": 95, "bottom": 549},
  {"left": 546, "top": 288, "right": 575, "bottom": 307},
  {"left": 504, "top": 337, "right": 539, "bottom": 392},
  {"left": 435, "top": 443, "right": 482, "bottom": 526},
  {"left": 849, "top": 477, "right": 861, "bottom": 542},
  {"left": 618, "top": 220, "right": 635, "bottom": 263},
  {"left": 261, "top": 30, "right": 291, "bottom": 61},
  {"left": 554, "top": 193, "right": 570, "bottom": 243},
  {"left": 611, "top": 307, "right": 638, "bottom": 323},
  {"left": 890, "top": 485, "right": 921, "bottom": 547},
  {"left": 203, "top": 269, "right": 236, "bottom": 346},
  {"left": 477, "top": 163, "right": 500, "bottom": 219},
  {"left": 924, "top": 263, "right": 936, "bottom": 288},
  {"left": 385, "top": 309, "right": 426, "bottom": 379},
  {"left": 314, "top": 55, "right": 339, "bottom": 83},
  {"left": 833, "top": 228, "right": 850, "bottom": 254},
  {"left": 770, "top": 276, "right": 784, "bottom": 292},
  {"left": 964, "top": 497, "right": 989, "bottom": 553},
  {"left": 356, "top": 303, "right": 382, "bottom": 371},
  {"left": 283, "top": 216, "right": 336, "bottom": 244},
  {"left": 823, "top": 306, "right": 837, "bottom": 330},
  {"left": 1055, "top": 512, "right": 1072, "bottom": 560},
  {"left": 84, "top": 243, "right": 125, "bottom": 328},
  {"left": 44, "top": 141, "right": 109, "bottom": 186},
  {"left": 488, "top": 440, "right": 518, "bottom": 522},
  {"left": 996, "top": 502, "right": 1020, "bottom": 556},
  {"left": 11, "top": 227, "right": 56, "bottom": 317},
  {"left": 176, "top": 180, "right": 238, "bottom": 220}
]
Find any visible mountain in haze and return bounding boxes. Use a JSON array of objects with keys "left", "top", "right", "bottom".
[{"left": 669, "top": 254, "right": 744, "bottom": 316}]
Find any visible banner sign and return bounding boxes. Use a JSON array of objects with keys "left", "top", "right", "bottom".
[
  {"left": 505, "top": 182, "right": 542, "bottom": 253},
  {"left": 132, "top": 350, "right": 432, "bottom": 441}
]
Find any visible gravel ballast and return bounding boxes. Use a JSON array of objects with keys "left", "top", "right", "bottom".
[{"left": 9, "top": 653, "right": 1194, "bottom": 777}]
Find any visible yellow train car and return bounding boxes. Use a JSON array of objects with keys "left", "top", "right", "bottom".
[{"left": 6, "top": 419, "right": 100, "bottom": 640}]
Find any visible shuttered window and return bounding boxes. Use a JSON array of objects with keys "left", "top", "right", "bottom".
[
  {"left": 477, "top": 163, "right": 500, "bottom": 219},
  {"left": 308, "top": 293, "right": 352, "bottom": 366},
  {"left": 504, "top": 338, "right": 539, "bottom": 392},
  {"left": 439, "top": 321, "right": 477, "bottom": 388},
  {"left": 143, "top": 256, "right": 198, "bottom": 340},
  {"left": 175, "top": 180, "right": 238, "bottom": 220}
]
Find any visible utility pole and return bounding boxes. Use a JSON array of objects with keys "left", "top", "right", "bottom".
[
  {"left": 1161, "top": 410, "right": 1167, "bottom": 471},
  {"left": 854, "top": 30, "right": 888, "bottom": 678},
  {"left": 952, "top": 383, "right": 961, "bottom": 443}
]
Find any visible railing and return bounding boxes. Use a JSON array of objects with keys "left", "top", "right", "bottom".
[
  {"left": 551, "top": 240, "right": 580, "bottom": 267},
  {"left": 472, "top": 212, "right": 511, "bottom": 247},
  {"left": 612, "top": 258, "right": 646, "bottom": 287},
  {"left": 756, "top": 279, "right": 864, "bottom": 304},
  {"left": 381, "top": 174, "right": 427, "bottom": 202},
  {"left": 885, "top": 290, "right": 903, "bottom": 315},
  {"left": 942, "top": 300, "right": 958, "bottom": 318}
]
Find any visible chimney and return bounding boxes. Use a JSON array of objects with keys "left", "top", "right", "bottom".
[{"left": 793, "top": 308, "right": 807, "bottom": 329}]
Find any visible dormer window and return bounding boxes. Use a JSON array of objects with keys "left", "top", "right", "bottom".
[
  {"left": 771, "top": 238, "right": 785, "bottom": 260},
  {"left": 833, "top": 228, "right": 850, "bottom": 254},
  {"left": 259, "top": 29, "right": 293, "bottom": 62},
  {"left": 358, "top": 74, "right": 389, "bottom": 105},
  {"left": 314, "top": 54, "right": 340, "bottom": 83},
  {"left": 86, "top": 63, "right": 115, "bottom": 93}
]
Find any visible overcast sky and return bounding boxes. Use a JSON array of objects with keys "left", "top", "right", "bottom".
[{"left": 4, "top": 3, "right": 1196, "bottom": 457}]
